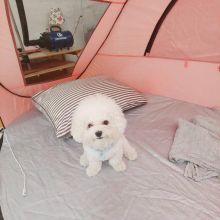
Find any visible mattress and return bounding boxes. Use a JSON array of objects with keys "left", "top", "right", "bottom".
[{"left": 1, "top": 93, "right": 220, "bottom": 220}]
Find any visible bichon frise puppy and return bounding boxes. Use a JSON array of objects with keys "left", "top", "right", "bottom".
[{"left": 71, "top": 94, "right": 137, "bottom": 177}]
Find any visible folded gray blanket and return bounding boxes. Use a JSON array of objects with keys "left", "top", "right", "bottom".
[{"left": 169, "top": 116, "right": 220, "bottom": 181}]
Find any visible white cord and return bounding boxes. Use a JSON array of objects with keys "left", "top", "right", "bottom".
[{"left": 4, "top": 132, "right": 27, "bottom": 196}]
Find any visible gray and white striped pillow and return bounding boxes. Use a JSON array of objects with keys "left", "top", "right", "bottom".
[{"left": 32, "top": 75, "right": 147, "bottom": 138}]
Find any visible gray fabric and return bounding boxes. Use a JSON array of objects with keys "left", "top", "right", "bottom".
[
  {"left": 169, "top": 117, "right": 220, "bottom": 181},
  {"left": 1, "top": 94, "right": 220, "bottom": 220},
  {"left": 193, "top": 115, "right": 220, "bottom": 135}
]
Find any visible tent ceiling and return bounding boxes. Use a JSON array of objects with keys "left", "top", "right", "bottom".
[
  {"left": 151, "top": 0, "right": 220, "bottom": 63},
  {"left": 100, "top": 0, "right": 171, "bottom": 56}
]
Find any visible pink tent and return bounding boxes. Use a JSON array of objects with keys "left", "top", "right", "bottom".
[{"left": 1, "top": 0, "right": 220, "bottom": 126}]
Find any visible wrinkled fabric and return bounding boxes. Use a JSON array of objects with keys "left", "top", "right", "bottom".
[
  {"left": 169, "top": 118, "right": 220, "bottom": 181},
  {"left": 1, "top": 93, "right": 220, "bottom": 220}
]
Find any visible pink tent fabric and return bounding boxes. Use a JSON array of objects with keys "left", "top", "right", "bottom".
[
  {"left": 74, "top": 0, "right": 220, "bottom": 107},
  {"left": 100, "top": 0, "right": 171, "bottom": 55},
  {"left": 1, "top": 0, "right": 220, "bottom": 126},
  {"left": 151, "top": 0, "right": 220, "bottom": 63}
]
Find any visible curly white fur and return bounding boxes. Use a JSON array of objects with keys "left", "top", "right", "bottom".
[{"left": 71, "top": 94, "right": 137, "bottom": 177}]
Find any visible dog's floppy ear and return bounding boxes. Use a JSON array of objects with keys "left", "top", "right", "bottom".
[
  {"left": 71, "top": 110, "right": 85, "bottom": 143},
  {"left": 112, "top": 110, "right": 127, "bottom": 134}
]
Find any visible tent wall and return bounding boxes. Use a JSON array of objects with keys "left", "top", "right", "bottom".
[
  {"left": 75, "top": 0, "right": 220, "bottom": 108},
  {"left": 151, "top": 0, "right": 220, "bottom": 63},
  {"left": 82, "top": 55, "right": 220, "bottom": 108},
  {"left": 73, "top": 0, "right": 171, "bottom": 76},
  {"left": 73, "top": 3, "right": 124, "bottom": 77},
  {"left": 93, "top": 0, "right": 126, "bottom": 3},
  {"left": 99, "top": 0, "right": 171, "bottom": 56}
]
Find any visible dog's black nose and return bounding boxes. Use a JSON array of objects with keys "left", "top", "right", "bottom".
[{"left": 95, "top": 131, "right": 102, "bottom": 138}]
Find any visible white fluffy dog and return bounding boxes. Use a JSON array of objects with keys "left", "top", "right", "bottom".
[{"left": 71, "top": 94, "right": 137, "bottom": 177}]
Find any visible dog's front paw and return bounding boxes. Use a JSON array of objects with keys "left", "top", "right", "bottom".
[
  {"left": 80, "top": 154, "right": 89, "bottom": 167},
  {"left": 86, "top": 164, "right": 101, "bottom": 177},
  {"left": 111, "top": 161, "right": 126, "bottom": 172},
  {"left": 125, "top": 148, "right": 137, "bottom": 161},
  {"left": 127, "top": 150, "right": 138, "bottom": 161}
]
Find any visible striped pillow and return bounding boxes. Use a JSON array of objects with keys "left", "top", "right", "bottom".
[{"left": 32, "top": 75, "right": 147, "bottom": 138}]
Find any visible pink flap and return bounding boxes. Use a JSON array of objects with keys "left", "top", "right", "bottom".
[{"left": 151, "top": 0, "right": 220, "bottom": 63}]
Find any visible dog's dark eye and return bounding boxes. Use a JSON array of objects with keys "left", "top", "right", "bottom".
[
  {"left": 103, "top": 120, "right": 109, "bottom": 125},
  {"left": 88, "top": 123, "right": 93, "bottom": 128}
]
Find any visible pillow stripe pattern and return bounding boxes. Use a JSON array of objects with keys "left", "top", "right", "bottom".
[{"left": 32, "top": 76, "right": 147, "bottom": 138}]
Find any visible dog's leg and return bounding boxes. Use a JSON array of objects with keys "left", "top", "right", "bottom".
[
  {"left": 109, "top": 158, "right": 126, "bottom": 172},
  {"left": 123, "top": 137, "right": 137, "bottom": 161},
  {"left": 109, "top": 149, "right": 126, "bottom": 172},
  {"left": 80, "top": 152, "right": 89, "bottom": 167},
  {"left": 86, "top": 161, "right": 102, "bottom": 177}
]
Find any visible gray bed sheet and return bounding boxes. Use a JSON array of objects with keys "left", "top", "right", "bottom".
[{"left": 1, "top": 93, "right": 220, "bottom": 220}]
